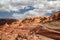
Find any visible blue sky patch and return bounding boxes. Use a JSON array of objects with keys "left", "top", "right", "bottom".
[{"left": 0, "top": 6, "right": 35, "bottom": 18}]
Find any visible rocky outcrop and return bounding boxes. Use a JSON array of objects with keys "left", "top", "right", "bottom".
[
  {"left": 50, "top": 11, "right": 60, "bottom": 20},
  {"left": 0, "top": 11, "right": 60, "bottom": 40}
]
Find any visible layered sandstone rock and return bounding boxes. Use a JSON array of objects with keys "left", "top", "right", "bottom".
[
  {"left": 0, "top": 11, "right": 60, "bottom": 40},
  {"left": 50, "top": 11, "right": 60, "bottom": 20}
]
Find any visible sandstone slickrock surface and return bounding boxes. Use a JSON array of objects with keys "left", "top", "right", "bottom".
[{"left": 0, "top": 11, "right": 60, "bottom": 40}]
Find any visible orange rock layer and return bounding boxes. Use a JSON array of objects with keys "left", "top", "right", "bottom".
[{"left": 0, "top": 11, "right": 60, "bottom": 40}]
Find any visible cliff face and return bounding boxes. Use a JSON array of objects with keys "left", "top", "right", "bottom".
[{"left": 0, "top": 11, "right": 60, "bottom": 40}]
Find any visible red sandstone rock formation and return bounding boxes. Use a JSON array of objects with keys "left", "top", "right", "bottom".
[
  {"left": 0, "top": 11, "right": 60, "bottom": 40},
  {"left": 50, "top": 11, "right": 60, "bottom": 20}
]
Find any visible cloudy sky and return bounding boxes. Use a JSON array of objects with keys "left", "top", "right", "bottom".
[{"left": 0, "top": 0, "right": 60, "bottom": 19}]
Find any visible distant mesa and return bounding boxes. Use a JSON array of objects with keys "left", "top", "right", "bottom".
[{"left": 0, "top": 19, "right": 17, "bottom": 26}]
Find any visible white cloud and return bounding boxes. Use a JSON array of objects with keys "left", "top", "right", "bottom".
[
  {"left": 0, "top": 0, "right": 60, "bottom": 19},
  {"left": 0, "top": 0, "right": 60, "bottom": 11},
  {"left": 11, "top": 9, "right": 57, "bottom": 20},
  {"left": 0, "top": 0, "right": 59, "bottom": 12},
  {"left": 0, "top": 0, "right": 38, "bottom": 12}
]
